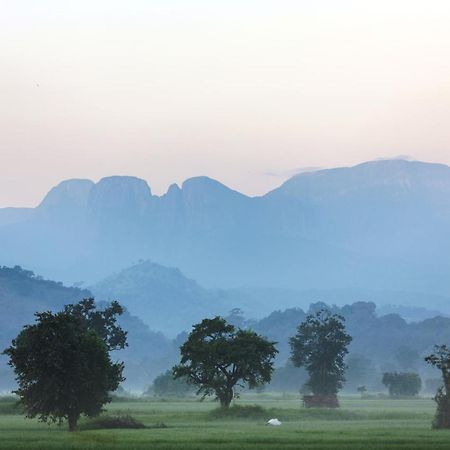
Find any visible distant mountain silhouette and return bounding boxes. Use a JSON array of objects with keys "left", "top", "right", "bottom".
[{"left": 1, "top": 159, "right": 450, "bottom": 297}]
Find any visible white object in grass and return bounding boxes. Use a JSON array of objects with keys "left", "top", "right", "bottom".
[{"left": 267, "top": 418, "right": 282, "bottom": 426}]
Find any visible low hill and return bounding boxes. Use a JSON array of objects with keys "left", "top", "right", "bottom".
[{"left": 90, "top": 261, "right": 230, "bottom": 335}]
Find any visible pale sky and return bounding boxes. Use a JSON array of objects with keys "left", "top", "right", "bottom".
[{"left": 1, "top": 0, "right": 450, "bottom": 207}]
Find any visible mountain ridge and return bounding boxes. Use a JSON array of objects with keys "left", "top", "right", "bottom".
[{"left": 1, "top": 159, "right": 449, "bottom": 297}]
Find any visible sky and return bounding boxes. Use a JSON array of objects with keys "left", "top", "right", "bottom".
[{"left": 1, "top": 0, "right": 450, "bottom": 207}]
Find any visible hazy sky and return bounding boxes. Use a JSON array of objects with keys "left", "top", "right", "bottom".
[{"left": 1, "top": 0, "right": 450, "bottom": 207}]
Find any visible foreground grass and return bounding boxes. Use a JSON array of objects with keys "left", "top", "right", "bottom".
[{"left": 0, "top": 395, "right": 449, "bottom": 449}]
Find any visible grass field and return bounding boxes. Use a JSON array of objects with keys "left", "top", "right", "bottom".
[{"left": 0, "top": 394, "right": 449, "bottom": 449}]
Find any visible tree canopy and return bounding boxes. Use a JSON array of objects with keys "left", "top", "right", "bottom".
[
  {"left": 3, "top": 299, "right": 126, "bottom": 431},
  {"left": 382, "top": 372, "right": 422, "bottom": 398},
  {"left": 173, "top": 316, "right": 278, "bottom": 408},
  {"left": 289, "top": 310, "right": 352, "bottom": 398}
]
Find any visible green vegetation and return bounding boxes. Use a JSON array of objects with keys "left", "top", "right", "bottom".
[
  {"left": 82, "top": 413, "right": 146, "bottom": 430},
  {"left": 173, "top": 317, "right": 278, "bottom": 408},
  {"left": 0, "top": 394, "right": 449, "bottom": 449},
  {"left": 382, "top": 372, "right": 422, "bottom": 398},
  {"left": 149, "top": 370, "right": 193, "bottom": 398},
  {"left": 3, "top": 299, "right": 127, "bottom": 431},
  {"left": 290, "top": 310, "right": 351, "bottom": 406}
]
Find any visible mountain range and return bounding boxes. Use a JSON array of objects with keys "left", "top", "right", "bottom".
[{"left": 1, "top": 159, "right": 450, "bottom": 299}]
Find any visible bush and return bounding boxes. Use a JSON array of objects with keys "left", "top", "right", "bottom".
[
  {"left": 0, "top": 397, "right": 22, "bottom": 415},
  {"left": 382, "top": 372, "right": 422, "bottom": 397},
  {"left": 85, "top": 414, "right": 146, "bottom": 429},
  {"left": 209, "top": 405, "right": 266, "bottom": 420},
  {"left": 147, "top": 370, "right": 193, "bottom": 398},
  {"left": 303, "top": 395, "right": 339, "bottom": 408}
]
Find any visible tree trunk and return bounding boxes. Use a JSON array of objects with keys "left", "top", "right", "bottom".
[
  {"left": 218, "top": 387, "right": 234, "bottom": 408},
  {"left": 68, "top": 414, "right": 79, "bottom": 432}
]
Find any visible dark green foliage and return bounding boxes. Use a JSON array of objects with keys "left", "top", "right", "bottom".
[
  {"left": 357, "top": 386, "right": 368, "bottom": 398},
  {"left": 173, "top": 317, "right": 278, "bottom": 408},
  {"left": 150, "top": 370, "right": 193, "bottom": 397},
  {"left": 3, "top": 300, "right": 126, "bottom": 431},
  {"left": 85, "top": 414, "right": 146, "bottom": 429},
  {"left": 208, "top": 404, "right": 266, "bottom": 420},
  {"left": 64, "top": 298, "right": 127, "bottom": 351},
  {"left": 289, "top": 310, "right": 352, "bottom": 398},
  {"left": 425, "top": 345, "right": 450, "bottom": 428},
  {"left": 382, "top": 372, "right": 422, "bottom": 398}
]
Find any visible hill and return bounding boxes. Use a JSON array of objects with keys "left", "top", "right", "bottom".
[{"left": 90, "top": 260, "right": 450, "bottom": 335}]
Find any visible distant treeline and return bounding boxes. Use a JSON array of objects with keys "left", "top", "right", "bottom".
[{"left": 0, "top": 266, "right": 444, "bottom": 393}]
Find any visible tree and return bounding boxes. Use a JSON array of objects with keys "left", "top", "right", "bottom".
[
  {"left": 150, "top": 370, "right": 193, "bottom": 397},
  {"left": 3, "top": 299, "right": 126, "bottom": 431},
  {"left": 357, "top": 385, "right": 367, "bottom": 397},
  {"left": 173, "top": 317, "right": 278, "bottom": 408},
  {"left": 382, "top": 372, "right": 422, "bottom": 398},
  {"left": 425, "top": 345, "right": 450, "bottom": 428},
  {"left": 289, "top": 310, "right": 352, "bottom": 405}
]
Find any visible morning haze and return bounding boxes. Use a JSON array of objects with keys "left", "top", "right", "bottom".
[
  {"left": 1, "top": 0, "right": 450, "bottom": 206},
  {"left": 2, "top": 2, "right": 450, "bottom": 448}
]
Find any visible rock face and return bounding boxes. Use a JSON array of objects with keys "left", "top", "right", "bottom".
[
  {"left": 38, "top": 179, "right": 94, "bottom": 212},
  {"left": 1, "top": 159, "right": 450, "bottom": 297},
  {"left": 87, "top": 176, "right": 152, "bottom": 217}
]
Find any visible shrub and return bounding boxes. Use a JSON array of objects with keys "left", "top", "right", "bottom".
[
  {"left": 303, "top": 395, "right": 339, "bottom": 408},
  {"left": 209, "top": 405, "right": 266, "bottom": 420},
  {"left": 85, "top": 414, "right": 146, "bottom": 429}
]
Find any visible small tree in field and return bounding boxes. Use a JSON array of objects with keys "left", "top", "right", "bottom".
[
  {"left": 382, "top": 372, "right": 422, "bottom": 398},
  {"left": 173, "top": 317, "right": 278, "bottom": 408},
  {"left": 289, "top": 310, "right": 352, "bottom": 407},
  {"left": 3, "top": 299, "right": 126, "bottom": 431},
  {"left": 357, "top": 385, "right": 367, "bottom": 397},
  {"left": 425, "top": 345, "right": 450, "bottom": 428},
  {"left": 150, "top": 370, "right": 193, "bottom": 397}
]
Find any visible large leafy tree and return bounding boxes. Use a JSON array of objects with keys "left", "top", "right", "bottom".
[
  {"left": 289, "top": 310, "right": 352, "bottom": 399},
  {"left": 425, "top": 345, "right": 450, "bottom": 428},
  {"left": 3, "top": 299, "right": 126, "bottom": 431},
  {"left": 382, "top": 372, "right": 422, "bottom": 397},
  {"left": 173, "top": 317, "right": 278, "bottom": 408}
]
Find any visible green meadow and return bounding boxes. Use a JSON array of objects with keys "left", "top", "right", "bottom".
[
  {"left": 0, "top": 394, "right": 449, "bottom": 450},
  {"left": 0, "top": 394, "right": 450, "bottom": 450}
]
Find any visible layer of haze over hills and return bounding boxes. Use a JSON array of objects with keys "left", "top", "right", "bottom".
[
  {"left": 91, "top": 260, "right": 450, "bottom": 335},
  {"left": 1, "top": 158, "right": 450, "bottom": 315},
  {"left": 1, "top": 266, "right": 449, "bottom": 393}
]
